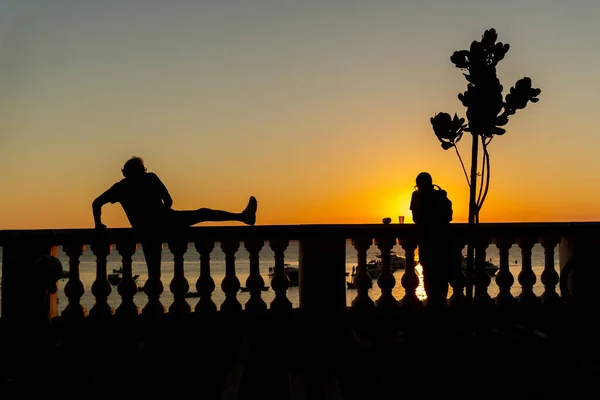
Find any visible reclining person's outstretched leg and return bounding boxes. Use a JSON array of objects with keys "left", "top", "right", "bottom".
[{"left": 172, "top": 196, "right": 257, "bottom": 227}]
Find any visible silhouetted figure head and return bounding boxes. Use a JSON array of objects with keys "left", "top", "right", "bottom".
[
  {"left": 122, "top": 156, "right": 147, "bottom": 178},
  {"left": 415, "top": 172, "right": 433, "bottom": 191}
]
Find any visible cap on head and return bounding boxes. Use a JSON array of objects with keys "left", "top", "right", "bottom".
[
  {"left": 122, "top": 156, "right": 146, "bottom": 178},
  {"left": 416, "top": 172, "right": 433, "bottom": 189}
]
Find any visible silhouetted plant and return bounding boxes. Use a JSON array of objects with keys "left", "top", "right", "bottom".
[{"left": 431, "top": 28, "right": 541, "bottom": 223}]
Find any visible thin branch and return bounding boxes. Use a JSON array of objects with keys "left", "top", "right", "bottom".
[
  {"left": 476, "top": 136, "right": 493, "bottom": 209},
  {"left": 476, "top": 139, "right": 486, "bottom": 207},
  {"left": 478, "top": 144, "right": 492, "bottom": 211},
  {"left": 481, "top": 151, "right": 491, "bottom": 208},
  {"left": 453, "top": 145, "right": 471, "bottom": 187}
]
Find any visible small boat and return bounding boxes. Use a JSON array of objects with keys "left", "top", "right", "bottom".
[
  {"left": 348, "top": 260, "right": 385, "bottom": 280},
  {"left": 347, "top": 265, "right": 374, "bottom": 289},
  {"left": 108, "top": 272, "right": 140, "bottom": 286},
  {"left": 483, "top": 260, "right": 500, "bottom": 276},
  {"left": 346, "top": 280, "right": 373, "bottom": 290},
  {"left": 375, "top": 251, "right": 407, "bottom": 271},
  {"left": 366, "top": 260, "right": 382, "bottom": 279},
  {"left": 267, "top": 264, "right": 299, "bottom": 287},
  {"left": 349, "top": 251, "right": 407, "bottom": 281},
  {"left": 462, "top": 257, "right": 499, "bottom": 276}
]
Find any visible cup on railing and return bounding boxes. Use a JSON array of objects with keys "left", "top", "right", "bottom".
[{"left": 399, "top": 216, "right": 405, "bottom": 224}]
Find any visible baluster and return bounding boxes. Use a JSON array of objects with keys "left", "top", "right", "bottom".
[
  {"left": 374, "top": 237, "right": 398, "bottom": 310},
  {"left": 400, "top": 239, "right": 421, "bottom": 309},
  {"left": 448, "top": 239, "right": 467, "bottom": 308},
  {"left": 168, "top": 238, "right": 191, "bottom": 317},
  {"left": 220, "top": 239, "right": 242, "bottom": 314},
  {"left": 351, "top": 237, "right": 375, "bottom": 311},
  {"left": 62, "top": 243, "right": 88, "bottom": 321},
  {"left": 494, "top": 237, "right": 517, "bottom": 306},
  {"left": 517, "top": 237, "right": 539, "bottom": 305},
  {"left": 297, "top": 237, "right": 346, "bottom": 314},
  {"left": 89, "top": 238, "right": 114, "bottom": 320},
  {"left": 244, "top": 238, "right": 267, "bottom": 312},
  {"left": 140, "top": 241, "right": 166, "bottom": 318},
  {"left": 115, "top": 240, "right": 140, "bottom": 320},
  {"left": 194, "top": 238, "right": 217, "bottom": 314},
  {"left": 540, "top": 237, "right": 561, "bottom": 305},
  {"left": 473, "top": 238, "right": 493, "bottom": 308},
  {"left": 47, "top": 246, "right": 61, "bottom": 320},
  {"left": 269, "top": 238, "right": 292, "bottom": 312}
]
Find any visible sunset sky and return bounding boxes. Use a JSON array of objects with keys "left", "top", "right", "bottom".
[{"left": 1, "top": 0, "right": 599, "bottom": 229}]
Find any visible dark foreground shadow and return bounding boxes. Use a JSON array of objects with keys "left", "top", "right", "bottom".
[{"left": 2, "top": 306, "right": 599, "bottom": 400}]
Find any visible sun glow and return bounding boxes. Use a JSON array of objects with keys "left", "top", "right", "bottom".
[{"left": 380, "top": 191, "right": 414, "bottom": 224}]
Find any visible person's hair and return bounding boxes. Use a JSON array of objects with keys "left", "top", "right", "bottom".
[
  {"left": 122, "top": 156, "right": 147, "bottom": 178},
  {"left": 415, "top": 172, "right": 433, "bottom": 189}
]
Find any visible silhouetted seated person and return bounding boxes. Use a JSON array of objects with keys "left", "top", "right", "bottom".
[
  {"left": 410, "top": 172, "right": 452, "bottom": 308},
  {"left": 92, "top": 156, "right": 257, "bottom": 280}
]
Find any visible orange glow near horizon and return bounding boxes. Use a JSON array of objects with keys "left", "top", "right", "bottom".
[{"left": 1, "top": 175, "right": 597, "bottom": 230}]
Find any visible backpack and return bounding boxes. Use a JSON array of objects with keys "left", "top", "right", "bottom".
[{"left": 433, "top": 185, "right": 453, "bottom": 223}]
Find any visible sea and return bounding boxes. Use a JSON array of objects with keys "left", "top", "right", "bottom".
[{"left": 1, "top": 240, "right": 555, "bottom": 314}]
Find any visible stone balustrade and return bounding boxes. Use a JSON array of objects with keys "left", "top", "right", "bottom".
[{"left": 2, "top": 222, "right": 600, "bottom": 325}]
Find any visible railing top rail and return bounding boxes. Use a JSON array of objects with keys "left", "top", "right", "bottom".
[{"left": 1, "top": 222, "right": 600, "bottom": 247}]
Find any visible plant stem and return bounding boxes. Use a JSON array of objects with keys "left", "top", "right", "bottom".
[
  {"left": 454, "top": 145, "right": 471, "bottom": 186},
  {"left": 466, "top": 131, "right": 479, "bottom": 301},
  {"left": 476, "top": 140, "right": 486, "bottom": 215},
  {"left": 478, "top": 144, "right": 491, "bottom": 214}
]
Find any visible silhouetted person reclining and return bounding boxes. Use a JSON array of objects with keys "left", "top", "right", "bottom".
[
  {"left": 93, "top": 157, "right": 257, "bottom": 232},
  {"left": 92, "top": 157, "right": 257, "bottom": 305},
  {"left": 410, "top": 172, "right": 452, "bottom": 308}
]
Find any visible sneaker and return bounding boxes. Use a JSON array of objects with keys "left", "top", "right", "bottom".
[{"left": 242, "top": 196, "right": 257, "bottom": 226}]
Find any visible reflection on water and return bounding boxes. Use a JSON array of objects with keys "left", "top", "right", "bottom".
[
  {"left": 365, "top": 263, "right": 428, "bottom": 304},
  {"left": 413, "top": 264, "right": 427, "bottom": 300}
]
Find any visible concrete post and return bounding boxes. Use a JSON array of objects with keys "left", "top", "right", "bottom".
[
  {"left": 298, "top": 237, "right": 347, "bottom": 315},
  {"left": 559, "top": 235, "right": 600, "bottom": 305}
]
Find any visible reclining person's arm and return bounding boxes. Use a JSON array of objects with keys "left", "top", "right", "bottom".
[{"left": 92, "top": 187, "right": 118, "bottom": 229}]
